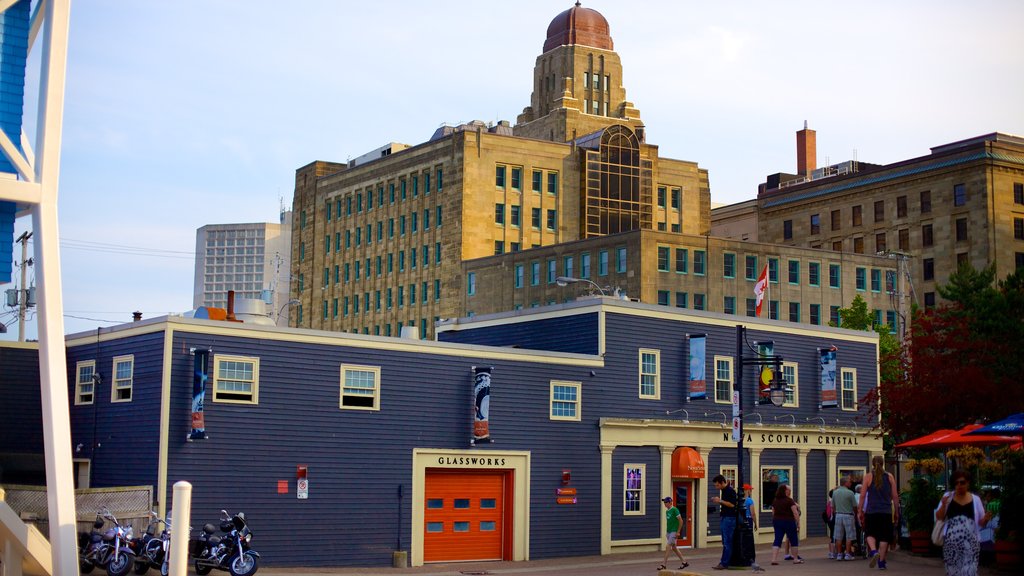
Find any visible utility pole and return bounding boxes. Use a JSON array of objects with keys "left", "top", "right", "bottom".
[{"left": 17, "top": 230, "right": 32, "bottom": 341}]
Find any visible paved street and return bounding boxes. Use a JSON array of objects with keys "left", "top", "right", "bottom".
[{"left": 256, "top": 537, "right": 1004, "bottom": 576}]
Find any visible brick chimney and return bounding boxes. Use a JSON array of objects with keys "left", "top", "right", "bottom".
[{"left": 796, "top": 121, "right": 816, "bottom": 176}]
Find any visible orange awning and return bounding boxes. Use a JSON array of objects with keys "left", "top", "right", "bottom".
[{"left": 671, "top": 447, "right": 706, "bottom": 478}]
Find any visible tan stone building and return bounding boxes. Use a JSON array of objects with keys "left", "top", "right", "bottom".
[
  {"left": 462, "top": 229, "right": 894, "bottom": 328},
  {"left": 748, "top": 129, "right": 1024, "bottom": 322},
  {"left": 290, "top": 4, "right": 710, "bottom": 338}
]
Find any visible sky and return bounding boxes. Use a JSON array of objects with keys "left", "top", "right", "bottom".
[{"left": 3, "top": 0, "right": 1023, "bottom": 340}]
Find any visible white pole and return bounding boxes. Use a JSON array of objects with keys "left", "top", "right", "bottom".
[{"left": 168, "top": 481, "right": 192, "bottom": 576}]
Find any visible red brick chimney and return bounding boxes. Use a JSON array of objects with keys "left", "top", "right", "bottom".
[{"left": 796, "top": 121, "right": 816, "bottom": 176}]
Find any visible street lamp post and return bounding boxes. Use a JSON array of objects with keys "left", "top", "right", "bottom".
[
  {"left": 278, "top": 298, "right": 301, "bottom": 325},
  {"left": 555, "top": 275, "right": 607, "bottom": 295},
  {"left": 733, "top": 324, "right": 787, "bottom": 567}
]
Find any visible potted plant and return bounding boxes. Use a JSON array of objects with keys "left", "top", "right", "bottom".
[
  {"left": 901, "top": 459, "right": 943, "bottom": 555},
  {"left": 992, "top": 446, "right": 1023, "bottom": 570}
]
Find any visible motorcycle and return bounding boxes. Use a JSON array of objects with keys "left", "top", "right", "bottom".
[
  {"left": 78, "top": 508, "right": 137, "bottom": 576},
  {"left": 189, "top": 510, "right": 259, "bottom": 576},
  {"left": 131, "top": 512, "right": 171, "bottom": 576}
]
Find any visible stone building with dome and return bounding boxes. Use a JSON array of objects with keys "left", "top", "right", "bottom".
[{"left": 290, "top": 2, "right": 893, "bottom": 338}]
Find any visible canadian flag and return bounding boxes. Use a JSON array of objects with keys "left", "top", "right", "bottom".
[{"left": 753, "top": 264, "right": 768, "bottom": 317}]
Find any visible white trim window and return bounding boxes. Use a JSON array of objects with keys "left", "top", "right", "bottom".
[
  {"left": 111, "top": 355, "right": 134, "bottom": 403},
  {"left": 340, "top": 364, "right": 381, "bottom": 410},
  {"left": 213, "top": 355, "right": 259, "bottom": 404},
  {"left": 75, "top": 360, "right": 96, "bottom": 405},
  {"left": 550, "top": 380, "right": 581, "bottom": 421},
  {"left": 760, "top": 466, "right": 793, "bottom": 512},
  {"left": 841, "top": 368, "right": 857, "bottom": 411},
  {"left": 639, "top": 349, "right": 660, "bottom": 399},
  {"left": 720, "top": 465, "right": 737, "bottom": 489},
  {"left": 782, "top": 361, "right": 798, "bottom": 407},
  {"left": 714, "top": 356, "right": 733, "bottom": 404},
  {"left": 624, "top": 464, "right": 646, "bottom": 515}
]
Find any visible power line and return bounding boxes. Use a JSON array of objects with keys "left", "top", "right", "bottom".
[{"left": 58, "top": 238, "right": 195, "bottom": 259}]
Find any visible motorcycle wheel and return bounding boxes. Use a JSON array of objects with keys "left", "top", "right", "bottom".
[
  {"left": 132, "top": 560, "right": 149, "bottom": 575},
  {"left": 159, "top": 562, "right": 168, "bottom": 576},
  {"left": 194, "top": 561, "right": 213, "bottom": 576},
  {"left": 81, "top": 560, "right": 95, "bottom": 574},
  {"left": 107, "top": 551, "right": 136, "bottom": 576},
  {"left": 228, "top": 552, "right": 258, "bottom": 576}
]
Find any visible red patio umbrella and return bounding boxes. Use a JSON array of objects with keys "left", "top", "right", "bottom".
[
  {"left": 896, "top": 429, "right": 958, "bottom": 449},
  {"left": 897, "top": 424, "right": 1021, "bottom": 449}
]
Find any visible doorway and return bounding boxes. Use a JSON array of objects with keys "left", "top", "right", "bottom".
[{"left": 672, "top": 480, "right": 694, "bottom": 547}]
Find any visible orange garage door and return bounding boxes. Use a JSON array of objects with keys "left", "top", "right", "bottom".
[{"left": 424, "top": 470, "right": 508, "bottom": 562}]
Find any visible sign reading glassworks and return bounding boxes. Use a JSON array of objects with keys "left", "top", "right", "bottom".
[{"left": 722, "top": 432, "right": 863, "bottom": 447}]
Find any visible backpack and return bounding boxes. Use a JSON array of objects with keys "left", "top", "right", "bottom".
[{"left": 822, "top": 499, "right": 834, "bottom": 523}]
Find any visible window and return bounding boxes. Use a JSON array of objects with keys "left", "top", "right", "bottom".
[
  {"left": 871, "top": 269, "right": 882, "bottom": 292},
  {"left": 693, "top": 293, "right": 705, "bottom": 310},
  {"left": 548, "top": 172, "right": 558, "bottom": 194},
  {"left": 810, "top": 304, "right": 821, "bottom": 326},
  {"left": 694, "top": 250, "right": 706, "bottom": 275},
  {"left": 853, "top": 237, "right": 864, "bottom": 254},
  {"left": 832, "top": 240, "right": 843, "bottom": 252},
  {"left": 760, "top": 467, "right": 793, "bottom": 512},
  {"left": 580, "top": 252, "right": 591, "bottom": 278},
  {"left": 829, "top": 264, "right": 841, "bottom": 288},
  {"left": 830, "top": 305, "right": 840, "bottom": 327},
  {"left": 783, "top": 219, "right": 793, "bottom": 240},
  {"left": 467, "top": 272, "right": 476, "bottom": 296},
  {"left": 657, "top": 246, "right": 670, "bottom": 271},
  {"left": 494, "top": 203, "right": 504, "bottom": 225},
  {"left": 657, "top": 186, "right": 666, "bottom": 207},
  {"left": 624, "top": 464, "right": 645, "bottom": 515},
  {"left": 724, "top": 253, "right": 735, "bottom": 278},
  {"left": 511, "top": 205, "right": 521, "bottom": 227},
  {"left": 714, "top": 356, "right": 733, "bottom": 403},
  {"left": 340, "top": 364, "right": 380, "bottom": 410},
  {"left": 494, "top": 241, "right": 504, "bottom": 255},
  {"left": 768, "top": 258, "right": 778, "bottom": 282},
  {"left": 953, "top": 183, "right": 967, "bottom": 206},
  {"left": 724, "top": 296, "right": 736, "bottom": 315},
  {"left": 531, "top": 261, "right": 540, "bottom": 286},
  {"left": 781, "top": 362, "right": 798, "bottom": 407},
  {"left": 495, "top": 165, "right": 506, "bottom": 187},
  {"left": 547, "top": 259, "right": 557, "bottom": 283},
  {"left": 532, "top": 170, "right": 542, "bottom": 192},
  {"left": 675, "top": 292, "right": 688, "bottom": 308},
  {"left": 923, "top": 258, "right": 934, "bottom": 281},
  {"left": 1017, "top": 252, "right": 1024, "bottom": 270},
  {"left": 788, "top": 302, "right": 800, "bottom": 323},
  {"left": 657, "top": 290, "right": 670, "bottom": 306},
  {"left": 564, "top": 255, "right": 574, "bottom": 277},
  {"left": 873, "top": 200, "right": 884, "bottom": 222},
  {"left": 852, "top": 205, "right": 862, "bottom": 227},
  {"left": 598, "top": 250, "right": 609, "bottom": 276},
  {"left": 875, "top": 232, "right": 886, "bottom": 253},
  {"left": 831, "top": 209, "right": 841, "bottom": 231},
  {"left": 810, "top": 214, "right": 820, "bottom": 235},
  {"left": 213, "top": 355, "right": 259, "bottom": 404},
  {"left": 841, "top": 368, "right": 857, "bottom": 411},
  {"left": 550, "top": 381, "right": 581, "bottom": 421},
  {"left": 676, "top": 248, "right": 689, "bottom": 273},
  {"left": 957, "top": 218, "right": 969, "bottom": 242},
  {"left": 639, "top": 349, "right": 660, "bottom": 399},
  {"left": 1014, "top": 218, "right": 1024, "bottom": 240},
  {"left": 75, "top": 360, "right": 96, "bottom": 405},
  {"left": 899, "top": 228, "right": 909, "bottom": 250},
  {"left": 787, "top": 260, "right": 799, "bottom": 284},
  {"left": 746, "top": 298, "right": 756, "bottom": 317},
  {"left": 856, "top": 267, "right": 866, "bottom": 291},
  {"left": 531, "top": 207, "right": 541, "bottom": 229},
  {"left": 671, "top": 188, "right": 680, "bottom": 209},
  {"left": 546, "top": 209, "right": 557, "bottom": 231},
  {"left": 1015, "top": 183, "right": 1024, "bottom": 205},
  {"left": 745, "top": 255, "right": 757, "bottom": 280},
  {"left": 922, "top": 224, "right": 934, "bottom": 247},
  {"left": 111, "top": 355, "right": 133, "bottom": 402},
  {"left": 514, "top": 264, "right": 524, "bottom": 288},
  {"left": 808, "top": 262, "right": 820, "bottom": 286},
  {"left": 616, "top": 247, "right": 627, "bottom": 273},
  {"left": 769, "top": 300, "right": 779, "bottom": 320}
]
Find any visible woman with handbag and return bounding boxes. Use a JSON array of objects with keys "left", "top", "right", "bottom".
[{"left": 934, "top": 470, "right": 993, "bottom": 576}]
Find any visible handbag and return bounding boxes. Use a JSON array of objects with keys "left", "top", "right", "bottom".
[{"left": 931, "top": 519, "right": 945, "bottom": 546}]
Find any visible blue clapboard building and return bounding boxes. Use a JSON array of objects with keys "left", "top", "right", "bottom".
[{"left": 63, "top": 297, "right": 881, "bottom": 567}]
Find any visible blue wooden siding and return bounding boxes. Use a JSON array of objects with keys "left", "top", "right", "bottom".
[
  {"left": 66, "top": 331, "right": 165, "bottom": 491},
  {"left": 805, "top": 450, "right": 827, "bottom": 537},
  {"left": 438, "top": 312, "right": 600, "bottom": 355},
  {"left": 162, "top": 330, "right": 603, "bottom": 566},
  {"left": 611, "top": 446, "right": 662, "bottom": 540},
  {"left": 0, "top": 346, "right": 44, "bottom": 484}
]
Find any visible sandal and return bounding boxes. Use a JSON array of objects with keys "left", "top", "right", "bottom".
[
  {"left": 657, "top": 565, "right": 666, "bottom": 571},
  {"left": 679, "top": 562, "right": 690, "bottom": 569},
  {"left": 771, "top": 562, "right": 779, "bottom": 565},
  {"left": 793, "top": 558, "right": 805, "bottom": 564}
]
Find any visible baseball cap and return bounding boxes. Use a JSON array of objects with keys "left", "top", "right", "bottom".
[
  {"left": 742, "top": 484, "right": 753, "bottom": 490},
  {"left": 662, "top": 497, "right": 673, "bottom": 503}
]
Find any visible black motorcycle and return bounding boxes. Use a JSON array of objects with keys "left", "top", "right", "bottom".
[
  {"left": 131, "top": 512, "right": 171, "bottom": 576},
  {"left": 189, "top": 510, "right": 259, "bottom": 576},
  {"left": 78, "top": 508, "right": 137, "bottom": 576}
]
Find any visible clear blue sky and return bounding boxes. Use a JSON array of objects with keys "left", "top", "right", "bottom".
[{"left": 3, "top": 0, "right": 1022, "bottom": 340}]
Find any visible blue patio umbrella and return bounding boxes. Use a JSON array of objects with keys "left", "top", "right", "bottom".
[{"left": 964, "top": 413, "right": 1024, "bottom": 436}]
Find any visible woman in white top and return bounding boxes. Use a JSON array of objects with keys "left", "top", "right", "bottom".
[{"left": 934, "top": 470, "right": 992, "bottom": 576}]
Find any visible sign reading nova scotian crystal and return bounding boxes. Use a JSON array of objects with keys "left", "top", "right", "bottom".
[
  {"left": 190, "top": 349, "right": 209, "bottom": 440},
  {"left": 688, "top": 334, "right": 707, "bottom": 400},
  {"left": 820, "top": 348, "right": 838, "bottom": 408},
  {"left": 473, "top": 366, "right": 492, "bottom": 444}
]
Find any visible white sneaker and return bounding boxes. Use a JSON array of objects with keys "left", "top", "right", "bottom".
[
  {"left": 844, "top": 554, "right": 855, "bottom": 561},
  {"left": 828, "top": 553, "right": 836, "bottom": 560}
]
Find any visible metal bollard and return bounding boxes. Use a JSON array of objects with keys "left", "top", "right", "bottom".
[{"left": 168, "top": 481, "right": 192, "bottom": 576}]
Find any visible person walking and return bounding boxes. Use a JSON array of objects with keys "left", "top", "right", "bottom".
[
  {"left": 710, "top": 474, "right": 738, "bottom": 570},
  {"left": 935, "top": 470, "right": 992, "bottom": 576},
  {"left": 832, "top": 476, "right": 859, "bottom": 560},
  {"left": 858, "top": 455, "right": 899, "bottom": 570},
  {"left": 658, "top": 496, "right": 689, "bottom": 571},
  {"left": 770, "top": 484, "right": 803, "bottom": 565},
  {"left": 742, "top": 483, "right": 758, "bottom": 530},
  {"left": 825, "top": 488, "right": 837, "bottom": 559}
]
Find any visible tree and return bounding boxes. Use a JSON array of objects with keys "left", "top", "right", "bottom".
[
  {"left": 865, "top": 265, "right": 1024, "bottom": 441},
  {"left": 833, "top": 295, "right": 901, "bottom": 433}
]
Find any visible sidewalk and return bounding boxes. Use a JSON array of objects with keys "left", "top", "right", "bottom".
[{"left": 257, "top": 537, "right": 1007, "bottom": 576}]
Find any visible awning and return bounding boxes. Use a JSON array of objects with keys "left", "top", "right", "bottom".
[{"left": 671, "top": 447, "right": 706, "bottom": 478}]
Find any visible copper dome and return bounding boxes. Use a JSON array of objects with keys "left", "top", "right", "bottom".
[{"left": 543, "top": 2, "right": 613, "bottom": 53}]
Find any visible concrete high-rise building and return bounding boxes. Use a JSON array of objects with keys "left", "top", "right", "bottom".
[{"left": 193, "top": 211, "right": 293, "bottom": 325}]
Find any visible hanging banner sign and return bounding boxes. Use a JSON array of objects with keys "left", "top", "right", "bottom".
[
  {"left": 190, "top": 350, "right": 209, "bottom": 440},
  {"left": 688, "top": 334, "right": 707, "bottom": 400},
  {"left": 757, "top": 341, "right": 775, "bottom": 405},
  {"left": 473, "top": 367, "right": 492, "bottom": 444},
  {"left": 820, "top": 348, "right": 838, "bottom": 407}
]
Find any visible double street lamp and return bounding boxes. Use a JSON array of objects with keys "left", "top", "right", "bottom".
[
  {"left": 732, "top": 324, "right": 788, "bottom": 565},
  {"left": 555, "top": 275, "right": 607, "bottom": 295}
]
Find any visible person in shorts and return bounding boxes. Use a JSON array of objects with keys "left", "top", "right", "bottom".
[
  {"left": 658, "top": 496, "right": 689, "bottom": 571},
  {"left": 832, "top": 476, "right": 859, "bottom": 560}
]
